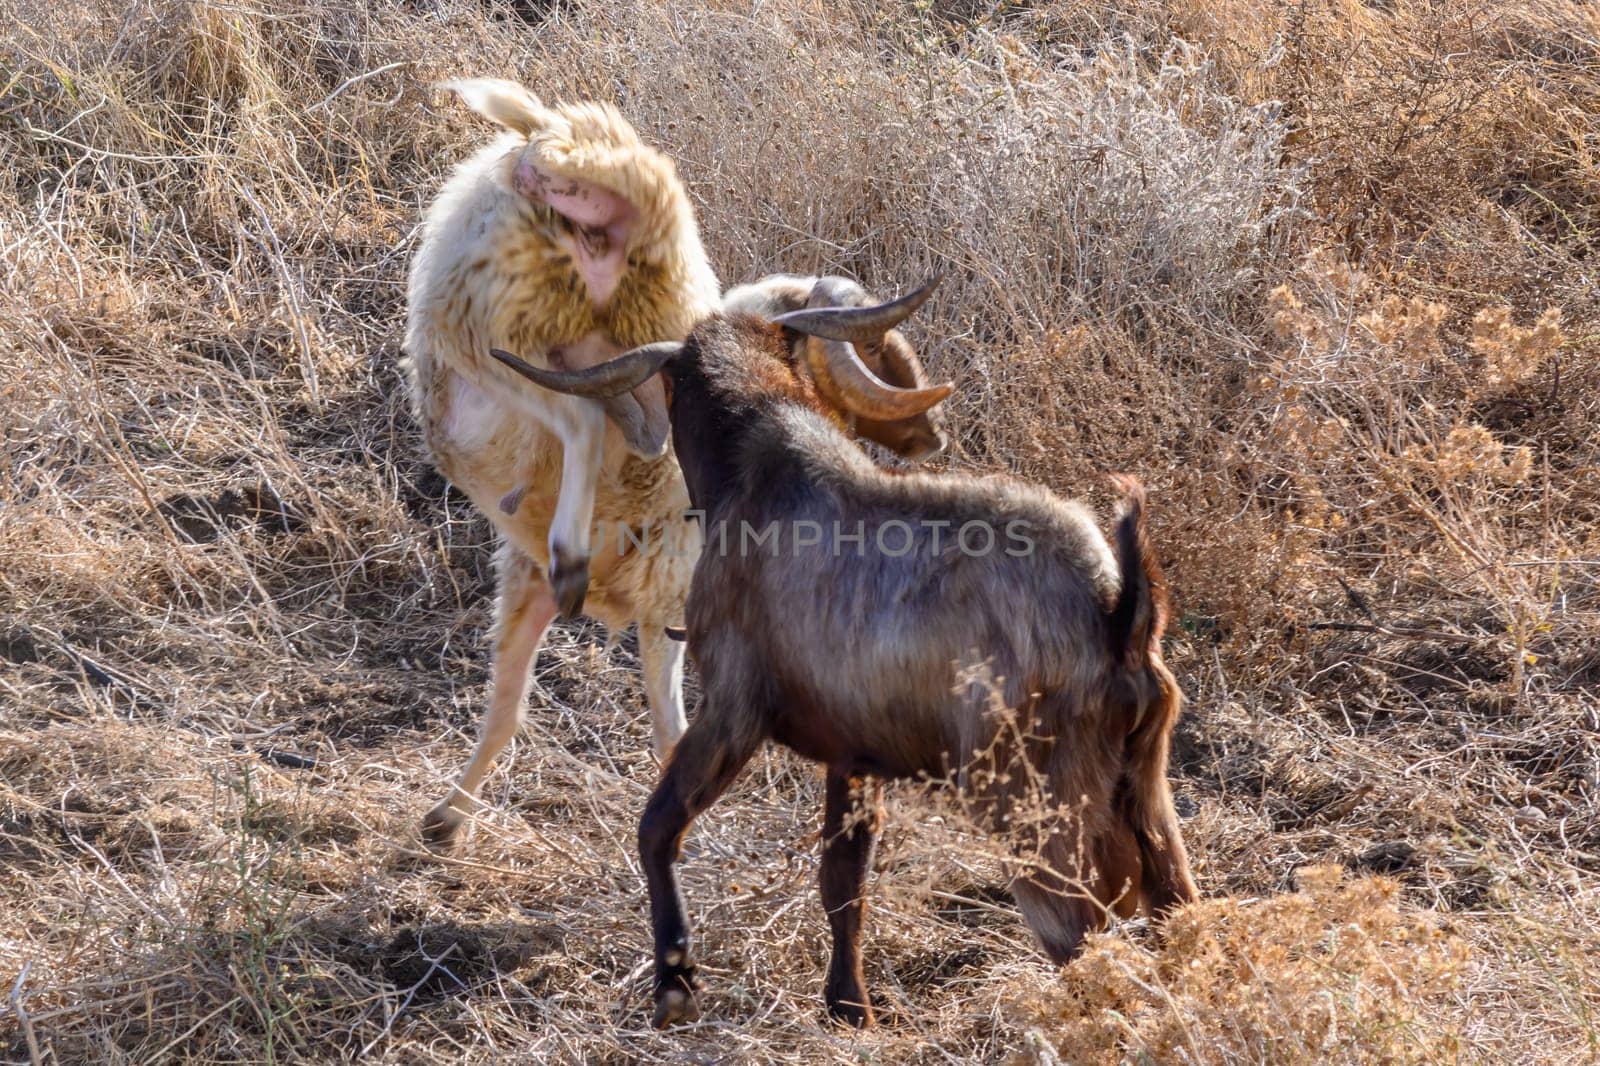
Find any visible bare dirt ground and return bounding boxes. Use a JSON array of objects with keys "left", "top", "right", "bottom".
[{"left": 2, "top": 1, "right": 1598, "bottom": 1062}]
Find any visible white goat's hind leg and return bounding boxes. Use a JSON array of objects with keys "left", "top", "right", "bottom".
[
  {"left": 548, "top": 403, "right": 605, "bottom": 619},
  {"left": 423, "top": 549, "right": 558, "bottom": 851},
  {"left": 639, "top": 626, "right": 688, "bottom": 759}
]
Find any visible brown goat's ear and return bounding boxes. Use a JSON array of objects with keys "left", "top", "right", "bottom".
[
  {"left": 601, "top": 391, "right": 669, "bottom": 460},
  {"left": 442, "top": 79, "right": 545, "bottom": 136},
  {"left": 1106, "top": 474, "right": 1170, "bottom": 666}
]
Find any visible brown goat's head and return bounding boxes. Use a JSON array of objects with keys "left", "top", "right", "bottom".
[{"left": 489, "top": 277, "right": 953, "bottom": 463}]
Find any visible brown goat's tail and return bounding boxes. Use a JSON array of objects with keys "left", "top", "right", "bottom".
[{"left": 1106, "top": 475, "right": 1168, "bottom": 670}]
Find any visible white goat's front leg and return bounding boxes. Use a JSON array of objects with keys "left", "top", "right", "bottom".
[
  {"left": 639, "top": 625, "right": 688, "bottom": 759},
  {"left": 548, "top": 401, "right": 605, "bottom": 619},
  {"left": 423, "top": 548, "right": 558, "bottom": 852}
]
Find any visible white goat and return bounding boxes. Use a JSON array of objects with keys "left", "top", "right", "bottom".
[
  {"left": 722, "top": 275, "right": 950, "bottom": 462},
  {"left": 404, "top": 79, "right": 717, "bottom": 848}
]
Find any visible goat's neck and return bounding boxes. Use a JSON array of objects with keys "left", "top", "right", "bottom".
[{"left": 667, "top": 373, "right": 746, "bottom": 520}]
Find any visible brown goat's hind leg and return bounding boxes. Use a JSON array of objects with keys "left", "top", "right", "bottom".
[
  {"left": 639, "top": 713, "right": 762, "bottom": 1028},
  {"left": 820, "top": 769, "right": 883, "bottom": 1028},
  {"left": 423, "top": 549, "right": 558, "bottom": 852}
]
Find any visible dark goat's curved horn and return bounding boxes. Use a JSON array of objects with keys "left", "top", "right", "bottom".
[
  {"left": 490, "top": 342, "right": 681, "bottom": 398},
  {"left": 771, "top": 274, "right": 942, "bottom": 344},
  {"left": 805, "top": 275, "right": 868, "bottom": 310},
  {"left": 805, "top": 338, "right": 952, "bottom": 422}
]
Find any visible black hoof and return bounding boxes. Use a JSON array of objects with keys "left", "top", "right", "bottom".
[
  {"left": 652, "top": 986, "right": 700, "bottom": 1028},
  {"left": 652, "top": 958, "right": 703, "bottom": 1028},
  {"left": 420, "top": 804, "right": 465, "bottom": 853},
  {"left": 550, "top": 545, "right": 589, "bottom": 620},
  {"left": 825, "top": 990, "right": 874, "bottom": 1029}
]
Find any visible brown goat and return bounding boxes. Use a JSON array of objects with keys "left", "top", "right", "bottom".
[{"left": 492, "top": 282, "right": 1197, "bottom": 1028}]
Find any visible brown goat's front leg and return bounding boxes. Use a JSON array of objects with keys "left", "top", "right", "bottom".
[
  {"left": 820, "top": 769, "right": 883, "bottom": 1028},
  {"left": 638, "top": 713, "right": 761, "bottom": 1028}
]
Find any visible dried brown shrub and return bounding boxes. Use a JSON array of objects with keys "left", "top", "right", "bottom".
[{"left": 1021, "top": 866, "right": 1468, "bottom": 1065}]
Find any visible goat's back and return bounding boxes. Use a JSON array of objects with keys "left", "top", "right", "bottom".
[{"left": 688, "top": 405, "right": 1130, "bottom": 775}]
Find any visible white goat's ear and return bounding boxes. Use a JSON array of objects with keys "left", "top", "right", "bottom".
[{"left": 441, "top": 78, "right": 544, "bottom": 135}]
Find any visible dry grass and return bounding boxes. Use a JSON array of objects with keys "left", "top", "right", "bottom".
[{"left": 2, "top": 0, "right": 1598, "bottom": 1061}]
